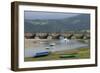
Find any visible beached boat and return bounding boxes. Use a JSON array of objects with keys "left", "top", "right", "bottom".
[
  {"left": 33, "top": 51, "right": 50, "bottom": 57},
  {"left": 60, "top": 54, "right": 76, "bottom": 58}
]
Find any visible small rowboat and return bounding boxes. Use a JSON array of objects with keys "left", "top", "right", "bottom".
[
  {"left": 60, "top": 54, "right": 76, "bottom": 58},
  {"left": 50, "top": 43, "right": 55, "bottom": 46},
  {"left": 33, "top": 51, "right": 50, "bottom": 57}
]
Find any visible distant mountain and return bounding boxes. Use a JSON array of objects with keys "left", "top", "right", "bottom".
[{"left": 24, "top": 14, "right": 90, "bottom": 33}]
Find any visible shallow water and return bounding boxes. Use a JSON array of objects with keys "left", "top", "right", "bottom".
[{"left": 24, "top": 39, "right": 89, "bottom": 57}]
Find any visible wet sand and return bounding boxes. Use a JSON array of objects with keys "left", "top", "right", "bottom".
[
  {"left": 25, "top": 39, "right": 53, "bottom": 48},
  {"left": 24, "top": 38, "right": 89, "bottom": 58}
]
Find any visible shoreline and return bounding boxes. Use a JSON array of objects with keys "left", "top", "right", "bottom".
[{"left": 24, "top": 47, "right": 90, "bottom": 62}]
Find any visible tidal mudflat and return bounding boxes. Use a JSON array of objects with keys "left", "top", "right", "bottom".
[{"left": 24, "top": 38, "right": 90, "bottom": 61}]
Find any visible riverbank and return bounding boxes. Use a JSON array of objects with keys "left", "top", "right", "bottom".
[{"left": 24, "top": 47, "right": 90, "bottom": 62}]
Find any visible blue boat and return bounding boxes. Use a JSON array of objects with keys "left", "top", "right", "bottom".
[{"left": 33, "top": 51, "right": 50, "bottom": 57}]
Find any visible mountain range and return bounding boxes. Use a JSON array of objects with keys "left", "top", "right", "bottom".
[{"left": 24, "top": 14, "right": 90, "bottom": 33}]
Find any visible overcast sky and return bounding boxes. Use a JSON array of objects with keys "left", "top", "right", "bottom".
[{"left": 24, "top": 11, "right": 80, "bottom": 20}]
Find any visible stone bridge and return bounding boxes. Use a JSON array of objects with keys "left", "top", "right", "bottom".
[{"left": 25, "top": 32, "right": 90, "bottom": 39}]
